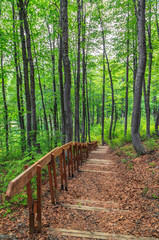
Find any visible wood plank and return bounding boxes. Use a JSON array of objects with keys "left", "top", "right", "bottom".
[
  {"left": 78, "top": 170, "right": 117, "bottom": 174},
  {"left": 61, "top": 204, "right": 128, "bottom": 213},
  {"left": 87, "top": 158, "right": 114, "bottom": 162},
  {"left": 53, "top": 147, "right": 63, "bottom": 157},
  {"left": 6, "top": 147, "right": 58, "bottom": 199},
  {"left": 47, "top": 228, "right": 156, "bottom": 240},
  {"left": 91, "top": 151, "right": 107, "bottom": 154},
  {"left": 37, "top": 165, "right": 42, "bottom": 233},
  {"left": 85, "top": 164, "right": 113, "bottom": 167},
  {"left": 72, "top": 199, "right": 119, "bottom": 205},
  {"left": 63, "top": 141, "right": 73, "bottom": 150}
]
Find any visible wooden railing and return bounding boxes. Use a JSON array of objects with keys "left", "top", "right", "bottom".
[{"left": 5, "top": 141, "right": 98, "bottom": 233}]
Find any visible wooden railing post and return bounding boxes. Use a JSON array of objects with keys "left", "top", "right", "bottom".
[
  {"left": 67, "top": 148, "right": 71, "bottom": 178},
  {"left": 73, "top": 145, "right": 76, "bottom": 171},
  {"left": 70, "top": 145, "right": 74, "bottom": 177},
  {"left": 62, "top": 148, "right": 68, "bottom": 191},
  {"left": 24, "top": 165, "right": 35, "bottom": 234},
  {"left": 59, "top": 154, "right": 64, "bottom": 190},
  {"left": 86, "top": 143, "right": 89, "bottom": 159},
  {"left": 37, "top": 165, "right": 42, "bottom": 233},
  {"left": 47, "top": 162, "right": 55, "bottom": 203},
  {"left": 76, "top": 144, "right": 79, "bottom": 171},
  {"left": 51, "top": 154, "right": 59, "bottom": 203},
  {"left": 80, "top": 144, "right": 83, "bottom": 165}
]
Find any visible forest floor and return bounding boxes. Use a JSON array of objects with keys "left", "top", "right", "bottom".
[{"left": 0, "top": 144, "right": 159, "bottom": 239}]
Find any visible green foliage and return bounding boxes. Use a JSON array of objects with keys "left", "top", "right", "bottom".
[{"left": 144, "top": 138, "right": 158, "bottom": 151}]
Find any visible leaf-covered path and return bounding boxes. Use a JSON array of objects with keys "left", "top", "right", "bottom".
[{"left": 1, "top": 146, "right": 159, "bottom": 239}]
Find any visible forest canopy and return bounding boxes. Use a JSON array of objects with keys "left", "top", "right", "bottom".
[{"left": 0, "top": 0, "right": 159, "bottom": 160}]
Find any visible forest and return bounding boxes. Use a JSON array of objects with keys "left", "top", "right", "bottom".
[{"left": 0, "top": 0, "right": 159, "bottom": 203}]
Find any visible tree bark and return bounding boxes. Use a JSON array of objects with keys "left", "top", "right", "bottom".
[
  {"left": 101, "top": 51, "right": 105, "bottom": 145},
  {"left": 61, "top": 0, "right": 73, "bottom": 143},
  {"left": 81, "top": 0, "right": 86, "bottom": 143},
  {"left": 155, "top": 106, "right": 159, "bottom": 135},
  {"left": 125, "top": 4, "right": 129, "bottom": 137},
  {"left": 143, "top": 2, "right": 152, "bottom": 138},
  {"left": 1, "top": 51, "right": 9, "bottom": 153},
  {"left": 18, "top": 5, "right": 32, "bottom": 148},
  {"left": 131, "top": 0, "right": 147, "bottom": 154},
  {"left": 58, "top": 1, "right": 66, "bottom": 145},
  {"left": 12, "top": 1, "right": 26, "bottom": 153},
  {"left": 47, "top": 23, "right": 58, "bottom": 147},
  {"left": 75, "top": 0, "right": 81, "bottom": 142},
  {"left": 18, "top": 0, "right": 38, "bottom": 148},
  {"left": 153, "top": 0, "right": 159, "bottom": 37},
  {"left": 97, "top": 4, "right": 114, "bottom": 140}
]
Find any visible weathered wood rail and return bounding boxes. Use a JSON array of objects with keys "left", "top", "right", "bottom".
[{"left": 5, "top": 141, "right": 98, "bottom": 233}]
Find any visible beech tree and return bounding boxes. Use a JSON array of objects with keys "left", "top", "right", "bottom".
[
  {"left": 61, "top": 0, "right": 73, "bottom": 143},
  {"left": 131, "top": 0, "right": 147, "bottom": 154}
]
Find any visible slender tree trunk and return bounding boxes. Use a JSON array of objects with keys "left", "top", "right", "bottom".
[
  {"left": 131, "top": 0, "right": 147, "bottom": 154},
  {"left": 125, "top": 4, "right": 129, "bottom": 137},
  {"left": 1, "top": 51, "right": 9, "bottom": 153},
  {"left": 132, "top": 24, "right": 138, "bottom": 95},
  {"left": 59, "top": 1, "right": 66, "bottom": 144},
  {"left": 32, "top": 41, "right": 50, "bottom": 145},
  {"left": 153, "top": 0, "right": 159, "bottom": 37},
  {"left": 102, "top": 51, "right": 105, "bottom": 145},
  {"left": 143, "top": 2, "right": 152, "bottom": 138},
  {"left": 81, "top": 0, "right": 86, "bottom": 143},
  {"left": 113, "top": 105, "right": 118, "bottom": 134},
  {"left": 61, "top": 0, "right": 73, "bottom": 143},
  {"left": 18, "top": 0, "right": 38, "bottom": 149},
  {"left": 75, "top": 0, "right": 81, "bottom": 142},
  {"left": 18, "top": 6, "right": 32, "bottom": 148},
  {"left": 155, "top": 106, "right": 159, "bottom": 135},
  {"left": 47, "top": 23, "right": 58, "bottom": 147},
  {"left": 86, "top": 77, "right": 91, "bottom": 142},
  {"left": 97, "top": 4, "right": 114, "bottom": 140},
  {"left": 12, "top": 1, "right": 26, "bottom": 153},
  {"left": 49, "top": 114, "right": 53, "bottom": 149}
]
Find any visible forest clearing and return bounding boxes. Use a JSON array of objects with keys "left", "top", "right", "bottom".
[{"left": 0, "top": 0, "right": 159, "bottom": 239}]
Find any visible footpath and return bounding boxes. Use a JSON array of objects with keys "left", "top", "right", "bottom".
[{"left": 1, "top": 145, "right": 159, "bottom": 239}]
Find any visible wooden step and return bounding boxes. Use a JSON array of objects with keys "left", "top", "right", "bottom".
[
  {"left": 61, "top": 204, "right": 128, "bottom": 213},
  {"left": 47, "top": 228, "right": 155, "bottom": 240},
  {"left": 87, "top": 158, "right": 114, "bottom": 162},
  {"left": 85, "top": 164, "right": 113, "bottom": 167},
  {"left": 72, "top": 199, "right": 118, "bottom": 205},
  {"left": 79, "top": 169, "right": 117, "bottom": 174}
]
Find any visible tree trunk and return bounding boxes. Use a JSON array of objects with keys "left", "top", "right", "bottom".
[
  {"left": 47, "top": 23, "right": 58, "bottom": 147},
  {"left": 81, "top": 0, "right": 86, "bottom": 143},
  {"left": 18, "top": 0, "right": 38, "bottom": 149},
  {"left": 153, "top": 0, "right": 159, "bottom": 37},
  {"left": 32, "top": 41, "right": 50, "bottom": 146},
  {"left": 61, "top": 0, "right": 73, "bottom": 143},
  {"left": 97, "top": 4, "right": 114, "bottom": 140},
  {"left": 86, "top": 77, "right": 91, "bottom": 142},
  {"left": 12, "top": 1, "right": 26, "bottom": 154},
  {"left": 59, "top": 0, "right": 66, "bottom": 145},
  {"left": 101, "top": 51, "right": 105, "bottom": 145},
  {"left": 18, "top": 6, "right": 32, "bottom": 148},
  {"left": 125, "top": 4, "right": 129, "bottom": 137},
  {"left": 155, "top": 106, "right": 159, "bottom": 135},
  {"left": 75, "top": 0, "right": 81, "bottom": 142},
  {"left": 143, "top": 3, "right": 152, "bottom": 138},
  {"left": 1, "top": 51, "right": 9, "bottom": 153},
  {"left": 132, "top": 24, "right": 138, "bottom": 95},
  {"left": 131, "top": 0, "right": 147, "bottom": 154}
]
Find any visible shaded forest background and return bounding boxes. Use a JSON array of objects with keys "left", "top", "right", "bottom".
[{"left": 0, "top": 0, "right": 159, "bottom": 201}]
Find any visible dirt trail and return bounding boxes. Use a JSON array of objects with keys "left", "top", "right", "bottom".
[{"left": 0, "top": 145, "right": 159, "bottom": 239}]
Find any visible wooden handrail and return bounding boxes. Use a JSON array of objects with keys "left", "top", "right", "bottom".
[
  {"left": 5, "top": 140, "right": 98, "bottom": 233},
  {"left": 5, "top": 147, "right": 59, "bottom": 200}
]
